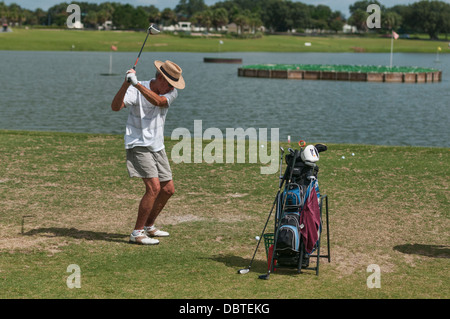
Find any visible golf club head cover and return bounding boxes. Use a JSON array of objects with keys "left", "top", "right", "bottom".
[{"left": 315, "top": 144, "right": 328, "bottom": 153}]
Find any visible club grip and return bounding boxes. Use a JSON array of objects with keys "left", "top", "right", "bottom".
[{"left": 133, "top": 57, "right": 139, "bottom": 70}]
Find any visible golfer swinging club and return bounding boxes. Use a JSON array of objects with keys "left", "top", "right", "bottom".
[{"left": 111, "top": 60, "right": 185, "bottom": 245}]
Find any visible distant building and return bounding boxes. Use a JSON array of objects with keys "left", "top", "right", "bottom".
[
  {"left": 98, "top": 20, "right": 113, "bottom": 31},
  {"left": 178, "top": 21, "right": 191, "bottom": 31},
  {"left": 69, "top": 20, "right": 84, "bottom": 29},
  {"left": 162, "top": 22, "right": 192, "bottom": 32},
  {"left": 226, "top": 23, "right": 238, "bottom": 33},
  {"left": 343, "top": 24, "right": 357, "bottom": 33}
]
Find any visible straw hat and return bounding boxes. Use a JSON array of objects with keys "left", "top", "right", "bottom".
[{"left": 154, "top": 60, "right": 185, "bottom": 89}]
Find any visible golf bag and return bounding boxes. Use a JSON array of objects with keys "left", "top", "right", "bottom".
[
  {"left": 238, "top": 144, "right": 330, "bottom": 279},
  {"left": 269, "top": 145, "right": 330, "bottom": 275}
]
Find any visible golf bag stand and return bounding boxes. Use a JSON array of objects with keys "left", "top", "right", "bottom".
[{"left": 262, "top": 146, "right": 331, "bottom": 279}]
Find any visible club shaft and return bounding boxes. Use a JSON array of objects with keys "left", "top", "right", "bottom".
[
  {"left": 279, "top": 150, "right": 284, "bottom": 188},
  {"left": 132, "top": 58, "right": 139, "bottom": 70},
  {"left": 133, "top": 31, "right": 150, "bottom": 69},
  {"left": 246, "top": 192, "right": 279, "bottom": 270},
  {"left": 243, "top": 173, "right": 287, "bottom": 273}
]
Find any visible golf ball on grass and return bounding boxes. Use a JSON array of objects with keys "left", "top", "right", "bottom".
[{"left": 255, "top": 236, "right": 260, "bottom": 241}]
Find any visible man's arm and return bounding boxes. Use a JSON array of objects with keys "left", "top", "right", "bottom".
[
  {"left": 134, "top": 83, "right": 168, "bottom": 108},
  {"left": 111, "top": 80, "right": 131, "bottom": 112},
  {"left": 120, "top": 70, "right": 170, "bottom": 108}
]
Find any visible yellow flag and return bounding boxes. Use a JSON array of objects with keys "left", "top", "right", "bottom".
[{"left": 438, "top": 47, "right": 442, "bottom": 51}]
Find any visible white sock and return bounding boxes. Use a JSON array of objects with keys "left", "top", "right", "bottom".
[{"left": 132, "top": 229, "right": 143, "bottom": 236}]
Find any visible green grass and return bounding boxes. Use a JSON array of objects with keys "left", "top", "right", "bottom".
[
  {"left": 0, "top": 28, "right": 448, "bottom": 53},
  {"left": 0, "top": 130, "right": 448, "bottom": 299}
]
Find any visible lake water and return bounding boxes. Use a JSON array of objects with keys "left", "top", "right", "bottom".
[{"left": 0, "top": 50, "right": 448, "bottom": 147}]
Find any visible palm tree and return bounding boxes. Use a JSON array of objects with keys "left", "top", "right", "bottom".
[
  {"left": 233, "top": 11, "right": 249, "bottom": 34},
  {"left": 8, "top": 3, "right": 23, "bottom": 25},
  {"left": 212, "top": 7, "right": 228, "bottom": 31}
]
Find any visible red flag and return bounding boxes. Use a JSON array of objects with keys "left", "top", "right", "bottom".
[
  {"left": 111, "top": 45, "right": 118, "bottom": 51},
  {"left": 392, "top": 31, "right": 399, "bottom": 40}
]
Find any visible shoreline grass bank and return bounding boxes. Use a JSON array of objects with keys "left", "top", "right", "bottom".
[
  {"left": 0, "top": 130, "right": 448, "bottom": 299},
  {"left": 1, "top": 29, "right": 449, "bottom": 53}
]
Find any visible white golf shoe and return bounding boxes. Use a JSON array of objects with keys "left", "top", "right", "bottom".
[
  {"left": 129, "top": 230, "right": 159, "bottom": 245},
  {"left": 144, "top": 226, "right": 169, "bottom": 237}
]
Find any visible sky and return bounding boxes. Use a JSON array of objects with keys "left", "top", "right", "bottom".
[{"left": 3, "top": 0, "right": 449, "bottom": 19}]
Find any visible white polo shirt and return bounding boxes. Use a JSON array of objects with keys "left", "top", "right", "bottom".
[{"left": 123, "top": 79, "right": 178, "bottom": 151}]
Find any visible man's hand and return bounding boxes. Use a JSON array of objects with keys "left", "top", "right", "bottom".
[{"left": 126, "top": 69, "right": 138, "bottom": 86}]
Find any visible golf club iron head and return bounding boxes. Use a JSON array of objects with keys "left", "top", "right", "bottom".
[{"left": 149, "top": 24, "right": 160, "bottom": 35}]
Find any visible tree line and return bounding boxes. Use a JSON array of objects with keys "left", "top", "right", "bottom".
[{"left": 1, "top": 0, "right": 449, "bottom": 39}]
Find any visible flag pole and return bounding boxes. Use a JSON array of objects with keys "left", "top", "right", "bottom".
[
  {"left": 218, "top": 40, "right": 223, "bottom": 57},
  {"left": 390, "top": 33, "right": 394, "bottom": 69},
  {"left": 109, "top": 45, "right": 118, "bottom": 75},
  {"left": 109, "top": 50, "right": 113, "bottom": 75}
]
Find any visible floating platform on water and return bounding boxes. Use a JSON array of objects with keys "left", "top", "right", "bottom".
[
  {"left": 238, "top": 64, "right": 442, "bottom": 83},
  {"left": 204, "top": 57, "right": 242, "bottom": 64}
]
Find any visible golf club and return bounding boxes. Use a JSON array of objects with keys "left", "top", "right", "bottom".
[
  {"left": 237, "top": 147, "right": 285, "bottom": 275},
  {"left": 279, "top": 147, "right": 284, "bottom": 187},
  {"left": 132, "top": 24, "right": 160, "bottom": 71}
]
